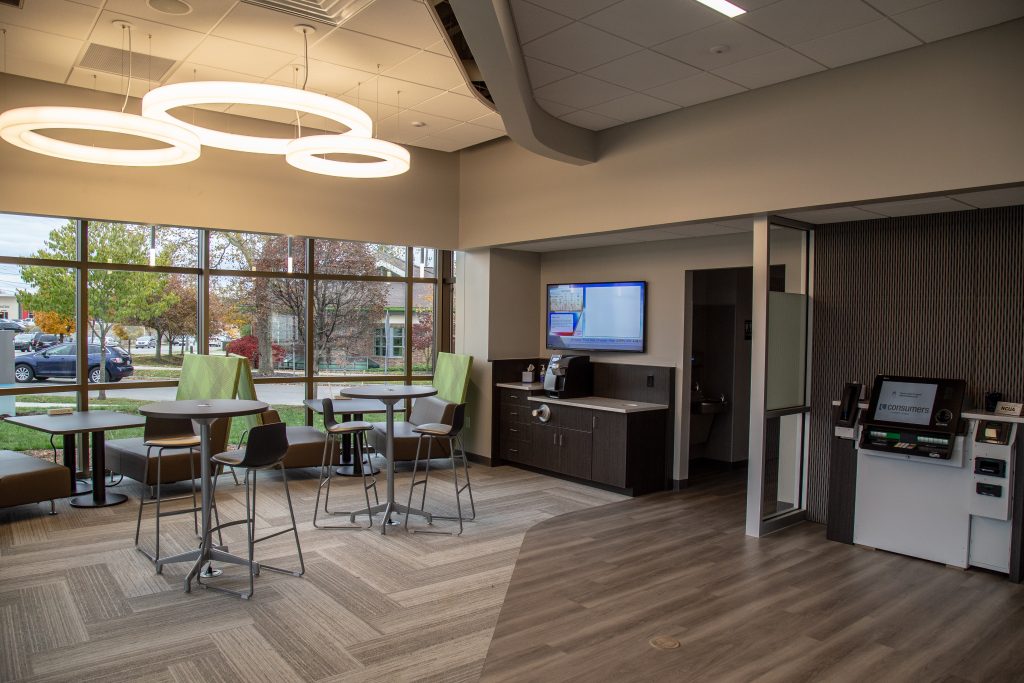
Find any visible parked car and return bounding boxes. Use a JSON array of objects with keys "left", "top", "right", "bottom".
[
  {"left": 135, "top": 336, "right": 155, "bottom": 348},
  {"left": 14, "top": 332, "right": 60, "bottom": 351},
  {"left": 14, "top": 343, "right": 134, "bottom": 383},
  {"left": 0, "top": 319, "right": 25, "bottom": 332}
]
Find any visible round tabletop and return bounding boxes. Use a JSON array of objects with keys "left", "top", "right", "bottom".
[
  {"left": 340, "top": 385, "right": 437, "bottom": 402},
  {"left": 139, "top": 399, "right": 269, "bottom": 420}
]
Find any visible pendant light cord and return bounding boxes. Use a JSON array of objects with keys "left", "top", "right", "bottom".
[{"left": 120, "top": 24, "right": 133, "bottom": 114}]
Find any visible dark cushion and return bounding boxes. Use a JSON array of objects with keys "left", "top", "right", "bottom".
[
  {"left": 0, "top": 450, "right": 71, "bottom": 509},
  {"left": 105, "top": 438, "right": 200, "bottom": 486},
  {"left": 280, "top": 426, "right": 332, "bottom": 468}
]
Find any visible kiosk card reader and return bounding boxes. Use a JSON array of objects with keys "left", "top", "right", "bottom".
[
  {"left": 859, "top": 375, "right": 966, "bottom": 460},
  {"left": 963, "top": 412, "right": 1018, "bottom": 574}
]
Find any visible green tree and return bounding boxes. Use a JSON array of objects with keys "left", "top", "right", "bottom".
[{"left": 18, "top": 221, "right": 176, "bottom": 395}]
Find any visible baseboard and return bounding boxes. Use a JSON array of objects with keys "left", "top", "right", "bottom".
[
  {"left": 466, "top": 452, "right": 493, "bottom": 467},
  {"left": 670, "top": 478, "right": 688, "bottom": 490}
]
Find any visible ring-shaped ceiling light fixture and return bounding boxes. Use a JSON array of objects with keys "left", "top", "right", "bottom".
[
  {"left": 285, "top": 135, "right": 411, "bottom": 178},
  {"left": 142, "top": 81, "right": 374, "bottom": 154},
  {"left": 0, "top": 106, "right": 202, "bottom": 166}
]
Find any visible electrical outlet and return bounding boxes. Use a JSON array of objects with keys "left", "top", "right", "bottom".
[{"left": 646, "top": 375, "right": 654, "bottom": 388}]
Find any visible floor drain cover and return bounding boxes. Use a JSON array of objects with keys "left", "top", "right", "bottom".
[{"left": 649, "top": 636, "right": 681, "bottom": 650}]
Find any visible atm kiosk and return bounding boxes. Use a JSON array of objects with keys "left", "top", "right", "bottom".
[{"left": 961, "top": 411, "right": 1018, "bottom": 574}]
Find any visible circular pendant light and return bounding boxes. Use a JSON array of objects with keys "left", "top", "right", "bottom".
[
  {"left": 142, "top": 81, "right": 374, "bottom": 154},
  {"left": 0, "top": 106, "right": 201, "bottom": 166},
  {"left": 285, "top": 134, "right": 410, "bottom": 178}
]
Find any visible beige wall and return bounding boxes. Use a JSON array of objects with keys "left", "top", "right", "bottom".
[
  {"left": 0, "top": 74, "right": 460, "bottom": 249},
  {"left": 458, "top": 19, "right": 1024, "bottom": 249},
  {"left": 539, "top": 231, "right": 754, "bottom": 478},
  {"left": 488, "top": 248, "right": 541, "bottom": 360}
]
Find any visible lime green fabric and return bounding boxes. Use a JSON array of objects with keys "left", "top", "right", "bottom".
[
  {"left": 434, "top": 352, "right": 472, "bottom": 404},
  {"left": 176, "top": 355, "right": 241, "bottom": 401},
  {"left": 232, "top": 357, "right": 261, "bottom": 429}
]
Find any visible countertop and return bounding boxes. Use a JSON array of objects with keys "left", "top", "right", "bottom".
[
  {"left": 962, "top": 409, "right": 1024, "bottom": 424},
  {"left": 527, "top": 395, "right": 668, "bottom": 414},
  {"left": 496, "top": 382, "right": 545, "bottom": 390}
]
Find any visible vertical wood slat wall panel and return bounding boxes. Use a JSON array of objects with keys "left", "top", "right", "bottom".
[{"left": 807, "top": 205, "right": 1024, "bottom": 524}]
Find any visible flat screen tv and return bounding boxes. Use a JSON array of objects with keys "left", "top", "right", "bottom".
[{"left": 546, "top": 281, "right": 646, "bottom": 353}]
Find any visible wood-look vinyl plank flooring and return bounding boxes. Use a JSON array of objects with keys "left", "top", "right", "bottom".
[
  {"left": 0, "top": 463, "right": 626, "bottom": 682},
  {"left": 481, "top": 473, "right": 1024, "bottom": 683}
]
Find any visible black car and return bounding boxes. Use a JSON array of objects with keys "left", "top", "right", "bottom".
[
  {"left": 13, "top": 333, "right": 35, "bottom": 352},
  {"left": 14, "top": 343, "right": 134, "bottom": 383},
  {"left": 31, "top": 333, "right": 61, "bottom": 350}
]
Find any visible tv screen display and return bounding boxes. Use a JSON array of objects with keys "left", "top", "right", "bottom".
[
  {"left": 872, "top": 379, "right": 938, "bottom": 426},
  {"left": 546, "top": 281, "right": 646, "bottom": 352}
]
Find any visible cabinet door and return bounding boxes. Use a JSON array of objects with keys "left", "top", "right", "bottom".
[
  {"left": 592, "top": 413, "right": 628, "bottom": 487},
  {"left": 559, "top": 428, "right": 593, "bottom": 479},
  {"left": 530, "top": 422, "right": 558, "bottom": 470}
]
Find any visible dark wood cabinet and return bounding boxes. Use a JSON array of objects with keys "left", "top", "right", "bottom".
[{"left": 496, "top": 386, "right": 667, "bottom": 496}]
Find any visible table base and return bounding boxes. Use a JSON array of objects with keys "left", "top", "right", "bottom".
[
  {"left": 335, "top": 454, "right": 381, "bottom": 477},
  {"left": 350, "top": 501, "right": 432, "bottom": 535},
  {"left": 71, "top": 479, "right": 92, "bottom": 496},
  {"left": 70, "top": 491, "right": 127, "bottom": 508},
  {"left": 157, "top": 546, "right": 259, "bottom": 592}
]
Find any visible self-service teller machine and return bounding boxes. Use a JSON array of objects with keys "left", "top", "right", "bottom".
[{"left": 832, "top": 375, "right": 1019, "bottom": 578}]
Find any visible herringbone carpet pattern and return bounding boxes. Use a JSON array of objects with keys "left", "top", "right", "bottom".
[{"left": 0, "top": 462, "right": 625, "bottom": 682}]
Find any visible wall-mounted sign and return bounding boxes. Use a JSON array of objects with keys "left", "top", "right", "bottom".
[{"left": 994, "top": 401, "right": 1023, "bottom": 417}]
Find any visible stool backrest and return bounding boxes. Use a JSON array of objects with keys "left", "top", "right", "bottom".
[
  {"left": 409, "top": 396, "right": 456, "bottom": 427},
  {"left": 449, "top": 403, "right": 467, "bottom": 437},
  {"left": 321, "top": 399, "right": 341, "bottom": 431},
  {"left": 144, "top": 416, "right": 195, "bottom": 443},
  {"left": 237, "top": 421, "right": 289, "bottom": 469}
]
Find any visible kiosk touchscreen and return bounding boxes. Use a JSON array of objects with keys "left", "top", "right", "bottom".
[{"left": 859, "top": 375, "right": 966, "bottom": 459}]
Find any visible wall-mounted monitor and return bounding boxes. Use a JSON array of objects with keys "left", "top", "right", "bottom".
[{"left": 546, "top": 281, "right": 646, "bottom": 353}]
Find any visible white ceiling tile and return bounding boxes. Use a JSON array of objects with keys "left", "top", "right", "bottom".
[
  {"left": 0, "top": 0, "right": 100, "bottom": 41},
  {"left": 653, "top": 20, "right": 782, "bottom": 70},
  {"left": 559, "top": 109, "right": 622, "bottom": 130},
  {"left": 101, "top": 0, "right": 235, "bottom": 35},
  {"left": 857, "top": 196, "right": 975, "bottom": 216},
  {"left": 511, "top": 0, "right": 574, "bottom": 42},
  {"left": 425, "top": 39, "right": 453, "bottom": 56},
  {"left": 860, "top": 0, "right": 935, "bottom": 12},
  {"left": 211, "top": 1, "right": 333, "bottom": 51},
  {"left": 350, "top": 77, "right": 443, "bottom": 109},
  {"left": 534, "top": 73, "right": 632, "bottom": 108},
  {"left": 189, "top": 36, "right": 294, "bottom": 78},
  {"left": 645, "top": 72, "right": 745, "bottom": 107},
  {"left": 2, "top": 25, "right": 81, "bottom": 83},
  {"left": 582, "top": 0, "right": 724, "bottom": 47},
  {"left": 385, "top": 50, "right": 464, "bottom": 90},
  {"left": 310, "top": 27, "right": 420, "bottom": 73},
  {"left": 66, "top": 66, "right": 151, "bottom": 99},
  {"left": 87, "top": 10, "right": 206, "bottom": 63},
  {"left": 265, "top": 60, "right": 369, "bottom": 96},
  {"left": 471, "top": 111, "right": 507, "bottom": 131},
  {"left": 448, "top": 83, "right": 472, "bottom": 96},
  {"left": 536, "top": 98, "right": 578, "bottom": 117},
  {"left": 792, "top": 18, "right": 920, "bottom": 67},
  {"left": 780, "top": 206, "right": 887, "bottom": 223},
  {"left": 412, "top": 92, "right": 494, "bottom": 120},
  {"left": 522, "top": 0, "right": 622, "bottom": 21},
  {"left": 660, "top": 222, "right": 736, "bottom": 238},
  {"left": 378, "top": 110, "right": 460, "bottom": 139},
  {"left": 950, "top": 186, "right": 1024, "bottom": 209},
  {"left": 165, "top": 61, "right": 264, "bottom": 86},
  {"left": 711, "top": 48, "right": 824, "bottom": 89},
  {"left": 618, "top": 228, "right": 681, "bottom": 242},
  {"left": 341, "top": 0, "right": 442, "bottom": 49},
  {"left": 411, "top": 135, "right": 465, "bottom": 152},
  {"left": 524, "top": 57, "right": 574, "bottom": 88},
  {"left": 890, "top": 0, "right": 1024, "bottom": 42},
  {"left": 434, "top": 122, "right": 505, "bottom": 147},
  {"left": 737, "top": 0, "right": 882, "bottom": 44},
  {"left": 589, "top": 92, "right": 677, "bottom": 122},
  {"left": 67, "top": 0, "right": 103, "bottom": 6},
  {"left": 585, "top": 50, "right": 700, "bottom": 90},
  {"left": 522, "top": 22, "right": 640, "bottom": 72},
  {"left": 337, "top": 95, "right": 398, "bottom": 123}
]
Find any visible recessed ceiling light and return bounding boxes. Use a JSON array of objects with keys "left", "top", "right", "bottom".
[
  {"left": 147, "top": 0, "right": 192, "bottom": 15},
  {"left": 709, "top": 44, "right": 730, "bottom": 55},
  {"left": 694, "top": 0, "right": 746, "bottom": 18},
  {"left": 411, "top": 121, "right": 427, "bottom": 128}
]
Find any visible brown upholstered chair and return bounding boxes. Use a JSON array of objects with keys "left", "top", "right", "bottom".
[
  {"left": 366, "top": 396, "right": 457, "bottom": 461},
  {"left": 106, "top": 417, "right": 230, "bottom": 488},
  {"left": 257, "top": 410, "right": 334, "bottom": 469},
  {"left": 0, "top": 450, "right": 70, "bottom": 515}
]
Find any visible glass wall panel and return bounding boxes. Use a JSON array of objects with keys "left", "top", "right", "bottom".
[
  {"left": 10, "top": 266, "right": 77, "bottom": 387},
  {"left": 87, "top": 222, "right": 199, "bottom": 268},
  {"left": 313, "top": 279, "right": 394, "bottom": 376},
  {"left": 210, "top": 230, "right": 306, "bottom": 273},
  {"left": 210, "top": 276, "right": 305, "bottom": 378},
  {"left": 316, "top": 240, "right": 406, "bottom": 277},
  {"left": 0, "top": 214, "right": 75, "bottom": 260},
  {"left": 314, "top": 380, "right": 399, "bottom": 423},
  {"left": 412, "top": 282, "right": 435, "bottom": 376},
  {"left": 0, "top": 391, "right": 78, "bottom": 454}
]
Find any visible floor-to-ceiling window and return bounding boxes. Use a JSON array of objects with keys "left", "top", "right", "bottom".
[{"left": 0, "top": 211, "right": 451, "bottom": 465}]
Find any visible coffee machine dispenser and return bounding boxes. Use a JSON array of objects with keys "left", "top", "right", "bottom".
[{"left": 543, "top": 355, "right": 593, "bottom": 399}]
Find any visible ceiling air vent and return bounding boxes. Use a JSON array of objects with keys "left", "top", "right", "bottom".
[
  {"left": 241, "top": 0, "right": 376, "bottom": 27},
  {"left": 79, "top": 43, "right": 177, "bottom": 81}
]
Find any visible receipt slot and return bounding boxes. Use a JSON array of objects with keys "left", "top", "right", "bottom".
[{"left": 965, "top": 415, "right": 1017, "bottom": 573}]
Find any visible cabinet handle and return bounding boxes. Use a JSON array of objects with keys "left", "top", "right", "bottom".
[
  {"left": 553, "top": 433, "right": 557, "bottom": 445},
  {"left": 510, "top": 411, "right": 518, "bottom": 416},
  {"left": 509, "top": 394, "right": 519, "bottom": 400},
  {"left": 559, "top": 433, "right": 564, "bottom": 446},
  {"left": 509, "top": 428, "right": 518, "bottom": 433},
  {"left": 509, "top": 448, "right": 518, "bottom": 454}
]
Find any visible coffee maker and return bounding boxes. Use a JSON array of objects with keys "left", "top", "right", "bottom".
[{"left": 543, "top": 355, "right": 593, "bottom": 399}]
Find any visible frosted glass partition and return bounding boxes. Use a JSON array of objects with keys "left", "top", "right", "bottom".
[{"left": 766, "top": 291, "right": 807, "bottom": 411}]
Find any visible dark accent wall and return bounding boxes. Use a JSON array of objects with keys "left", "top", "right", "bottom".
[{"left": 808, "top": 205, "right": 1024, "bottom": 524}]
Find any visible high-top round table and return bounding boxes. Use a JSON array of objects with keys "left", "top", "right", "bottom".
[
  {"left": 340, "top": 385, "right": 437, "bottom": 534},
  {"left": 139, "top": 399, "right": 268, "bottom": 592}
]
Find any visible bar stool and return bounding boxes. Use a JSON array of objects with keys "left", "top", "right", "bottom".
[
  {"left": 206, "top": 422, "right": 304, "bottom": 600},
  {"left": 135, "top": 416, "right": 205, "bottom": 571},
  {"left": 314, "top": 398, "right": 379, "bottom": 529},
  {"left": 404, "top": 403, "right": 475, "bottom": 535}
]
